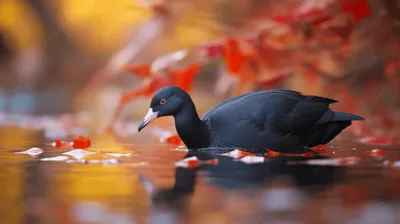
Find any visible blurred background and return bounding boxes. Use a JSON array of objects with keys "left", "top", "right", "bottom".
[
  {"left": 1, "top": 0, "right": 400, "bottom": 223},
  {"left": 0, "top": 0, "right": 399, "bottom": 129}
]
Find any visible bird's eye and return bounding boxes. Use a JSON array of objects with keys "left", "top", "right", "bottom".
[{"left": 160, "top": 99, "right": 166, "bottom": 104}]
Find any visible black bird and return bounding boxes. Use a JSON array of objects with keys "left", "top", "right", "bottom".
[{"left": 138, "top": 86, "right": 364, "bottom": 153}]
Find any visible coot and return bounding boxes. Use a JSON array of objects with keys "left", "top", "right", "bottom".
[{"left": 138, "top": 86, "right": 364, "bottom": 153}]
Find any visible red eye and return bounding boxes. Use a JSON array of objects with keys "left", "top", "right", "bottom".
[{"left": 160, "top": 99, "right": 166, "bottom": 104}]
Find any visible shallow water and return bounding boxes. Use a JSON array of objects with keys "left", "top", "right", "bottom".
[{"left": 1, "top": 125, "right": 400, "bottom": 224}]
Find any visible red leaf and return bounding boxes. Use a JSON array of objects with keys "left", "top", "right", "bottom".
[
  {"left": 223, "top": 38, "right": 248, "bottom": 75},
  {"left": 340, "top": 0, "right": 372, "bottom": 22},
  {"left": 172, "top": 63, "right": 200, "bottom": 92},
  {"left": 165, "top": 135, "right": 182, "bottom": 146},
  {"left": 123, "top": 64, "right": 152, "bottom": 79},
  {"left": 256, "top": 70, "right": 292, "bottom": 88},
  {"left": 362, "top": 149, "right": 386, "bottom": 156},
  {"left": 358, "top": 136, "right": 396, "bottom": 145}
]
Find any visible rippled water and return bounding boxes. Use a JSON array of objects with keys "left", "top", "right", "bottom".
[{"left": 1, "top": 125, "right": 400, "bottom": 224}]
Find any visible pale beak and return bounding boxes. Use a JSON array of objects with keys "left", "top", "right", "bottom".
[{"left": 138, "top": 108, "right": 159, "bottom": 132}]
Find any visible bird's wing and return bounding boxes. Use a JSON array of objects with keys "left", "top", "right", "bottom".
[
  {"left": 202, "top": 89, "right": 336, "bottom": 121},
  {"left": 202, "top": 90, "right": 335, "bottom": 150},
  {"left": 201, "top": 91, "right": 256, "bottom": 120}
]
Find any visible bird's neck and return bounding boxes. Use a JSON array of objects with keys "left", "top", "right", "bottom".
[{"left": 174, "top": 104, "right": 210, "bottom": 149}]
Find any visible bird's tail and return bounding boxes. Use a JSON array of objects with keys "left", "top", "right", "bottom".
[
  {"left": 333, "top": 112, "right": 364, "bottom": 122},
  {"left": 301, "top": 111, "right": 363, "bottom": 148},
  {"left": 302, "top": 121, "right": 352, "bottom": 147}
]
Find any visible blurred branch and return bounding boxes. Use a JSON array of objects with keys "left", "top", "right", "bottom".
[
  {"left": 0, "top": 32, "right": 13, "bottom": 61},
  {"left": 26, "top": 0, "right": 88, "bottom": 90},
  {"left": 27, "top": 0, "right": 79, "bottom": 53},
  {"left": 382, "top": 0, "right": 400, "bottom": 24}
]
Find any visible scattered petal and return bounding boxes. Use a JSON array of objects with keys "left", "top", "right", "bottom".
[
  {"left": 15, "top": 147, "right": 43, "bottom": 157},
  {"left": 205, "top": 159, "right": 219, "bottom": 166},
  {"left": 311, "top": 144, "right": 326, "bottom": 151},
  {"left": 287, "top": 157, "right": 361, "bottom": 166},
  {"left": 240, "top": 156, "right": 265, "bottom": 164},
  {"left": 174, "top": 156, "right": 199, "bottom": 168},
  {"left": 266, "top": 150, "right": 281, "bottom": 157},
  {"left": 301, "top": 152, "right": 315, "bottom": 157},
  {"left": 41, "top": 156, "right": 69, "bottom": 161},
  {"left": 100, "top": 159, "right": 119, "bottom": 165},
  {"left": 165, "top": 135, "right": 182, "bottom": 146},
  {"left": 221, "top": 149, "right": 254, "bottom": 159},
  {"left": 62, "top": 149, "right": 97, "bottom": 160},
  {"left": 383, "top": 160, "right": 400, "bottom": 168},
  {"left": 383, "top": 160, "right": 391, "bottom": 166},
  {"left": 358, "top": 136, "right": 396, "bottom": 145},
  {"left": 106, "top": 153, "right": 132, "bottom": 158},
  {"left": 71, "top": 136, "right": 92, "bottom": 149},
  {"left": 152, "top": 128, "right": 174, "bottom": 143},
  {"left": 362, "top": 149, "right": 386, "bottom": 156},
  {"left": 66, "top": 159, "right": 119, "bottom": 165},
  {"left": 46, "top": 140, "right": 68, "bottom": 148},
  {"left": 174, "top": 157, "right": 218, "bottom": 168}
]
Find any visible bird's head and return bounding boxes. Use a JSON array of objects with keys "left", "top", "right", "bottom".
[{"left": 138, "top": 86, "right": 189, "bottom": 132}]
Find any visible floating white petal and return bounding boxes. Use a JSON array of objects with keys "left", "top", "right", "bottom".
[
  {"left": 15, "top": 147, "right": 43, "bottom": 157},
  {"left": 62, "top": 149, "right": 96, "bottom": 160},
  {"left": 221, "top": 149, "right": 248, "bottom": 159},
  {"left": 106, "top": 153, "right": 132, "bottom": 158},
  {"left": 101, "top": 159, "right": 119, "bottom": 165},
  {"left": 41, "top": 156, "right": 69, "bottom": 161},
  {"left": 240, "top": 156, "right": 265, "bottom": 164},
  {"left": 66, "top": 159, "right": 119, "bottom": 165},
  {"left": 151, "top": 128, "right": 173, "bottom": 143},
  {"left": 392, "top": 161, "right": 400, "bottom": 168},
  {"left": 287, "top": 157, "right": 361, "bottom": 166}
]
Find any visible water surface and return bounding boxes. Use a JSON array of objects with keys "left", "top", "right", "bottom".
[{"left": 1, "top": 126, "right": 400, "bottom": 224}]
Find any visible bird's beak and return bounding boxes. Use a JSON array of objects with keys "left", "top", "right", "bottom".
[{"left": 138, "top": 108, "right": 159, "bottom": 132}]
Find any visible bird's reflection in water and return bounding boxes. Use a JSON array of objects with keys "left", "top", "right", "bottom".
[
  {"left": 140, "top": 150, "right": 345, "bottom": 223},
  {"left": 22, "top": 160, "right": 50, "bottom": 224}
]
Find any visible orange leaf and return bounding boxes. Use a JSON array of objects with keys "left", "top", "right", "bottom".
[
  {"left": 172, "top": 63, "right": 200, "bottom": 92},
  {"left": 267, "top": 150, "right": 281, "bottom": 157},
  {"left": 256, "top": 70, "right": 292, "bottom": 88},
  {"left": 223, "top": 38, "right": 248, "bottom": 76},
  {"left": 123, "top": 64, "right": 151, "bottom": 79},
  {"left": 340, "top": 0, "right": 371, "bottom": 22},
  {"left": 165, "top": 135, "right": 182, "bottom": 146}
]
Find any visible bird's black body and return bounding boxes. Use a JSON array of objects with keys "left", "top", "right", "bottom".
[{"left": 138, "top": 86, "right": 364, "bottom": 153}]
